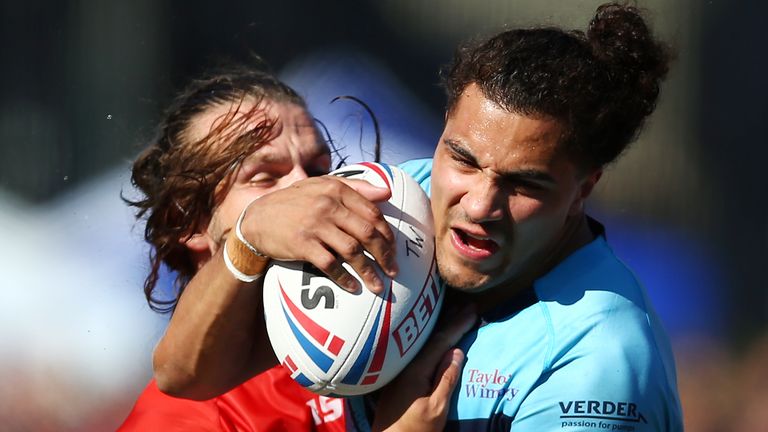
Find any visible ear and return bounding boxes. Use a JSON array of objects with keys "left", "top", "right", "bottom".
[
  {"left": 568, "top": 169, "right": 603, "bottom": 216},
  {"left": 184, "top": 232, "right": 211, "bottom": 252},
  {"left": 183, "top": 232, "right": 215, "bottom": 270}
]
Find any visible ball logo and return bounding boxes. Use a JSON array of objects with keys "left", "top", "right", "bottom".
[
  {"left": 393, "top": 256, "right": 440, "bottom": 357},
  {"left": 300, "top": 263, "right": 335, "bottom": 310},
  {"left": 301, "top": 287, "right": 335, "bottom": 309},
  {"left": 404, "top": 225, "right": 425, "bottom": 258}
]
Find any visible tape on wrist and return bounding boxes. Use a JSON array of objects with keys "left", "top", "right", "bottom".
[
  {"left": 223, "top": 201, "right": 270, "bottom": 282},
  {"left": 223, "top": 235, "right": 269, "bottom": 282}
]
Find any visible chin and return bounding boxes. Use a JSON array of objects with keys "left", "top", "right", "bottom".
[{"left": 436, "top": 259, "right": 492, "bottom": 293}]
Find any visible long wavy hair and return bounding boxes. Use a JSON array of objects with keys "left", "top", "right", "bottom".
[{"left": 125, "top": 65, "right": 306, "bottom": 313}]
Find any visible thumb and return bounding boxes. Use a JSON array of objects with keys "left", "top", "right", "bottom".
[
  {"left": 335, "top": 177, "right": 392, "bottom": 202},
  {"left": 431, "top": 348, "right": 465, "bottom": 402}
]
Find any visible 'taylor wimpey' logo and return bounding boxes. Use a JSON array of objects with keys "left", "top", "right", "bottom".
[
  {"left": 559, "top": 400, "right": 647, "bottom": 430},
  {"left": 463, "top": 368, "right": 518, "bottom": 401}
]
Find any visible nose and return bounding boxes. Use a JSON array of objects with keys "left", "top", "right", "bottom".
[
  {"left": 279, "top": 165, "right": 310, "bottom": 189},
  {"left": 460, "top": 178, "right": 504, "bottom": 223}
]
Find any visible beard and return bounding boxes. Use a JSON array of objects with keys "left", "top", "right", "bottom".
[{"left": 434, "top": 241, "right": 495, "bottom": 293}]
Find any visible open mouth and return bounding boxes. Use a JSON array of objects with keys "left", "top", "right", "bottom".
[{"left": 451, "top": 228, "right": 499, "bottom": 259}]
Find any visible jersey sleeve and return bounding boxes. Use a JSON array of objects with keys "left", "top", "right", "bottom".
[
  {"left": 508, "top": 332, "right": 680, "bottom": 431},
  {"left": 118, "top": 380, "right": 221, "bottom": 432}
]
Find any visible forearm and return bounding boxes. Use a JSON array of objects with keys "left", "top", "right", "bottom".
[{"left": 153, "top": 248, "right": 275, "bottom": 400}]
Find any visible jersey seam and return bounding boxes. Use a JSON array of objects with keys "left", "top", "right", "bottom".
[{"left": 536, "top": 296, "right": 556, "bottom": 372}]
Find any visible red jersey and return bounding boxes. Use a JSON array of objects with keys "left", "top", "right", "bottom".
[{"left": 119, "top": 366, "right": 345, "bottom": 432}]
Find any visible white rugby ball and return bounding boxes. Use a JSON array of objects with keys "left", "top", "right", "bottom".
[{"left": 262, "top": 162, "right": 443, "bottom": 396}]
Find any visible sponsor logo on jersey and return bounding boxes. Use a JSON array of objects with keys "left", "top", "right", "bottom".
[
  {"left": 559, "top": 399, "right": 647, "bottom": 430},
  {"left": 463, "top": 368, "right": 518, "bottom": 402}
]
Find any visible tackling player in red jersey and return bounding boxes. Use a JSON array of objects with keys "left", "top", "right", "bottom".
[
  {"left": 119, "top": 65, "right": 354, "bottom": 431},
  {"left": 120, "top": 367, "right": 344, "bottom": 431}
]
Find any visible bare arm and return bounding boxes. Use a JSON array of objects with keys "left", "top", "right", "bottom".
[{"left": 153, "top": 249, "right": 272, "bottom": 400}]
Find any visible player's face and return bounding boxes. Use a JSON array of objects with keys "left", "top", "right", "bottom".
[
  {"left": 186, "top": 100, "right": 331, "bottom": 256},
  {"left": 431, "top": 83, "right": 594, "bottom": 293}
]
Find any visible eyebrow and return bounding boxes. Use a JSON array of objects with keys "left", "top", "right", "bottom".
[
  {"left": 502, "top": 169, "right": 557, "bottom": 186},
  {"left": 444, "top": 138, "right": 557, "bottom": 185},
  {"left": 241, "top": 140, "right": 331, "bottom": 168},
  {"left": 445, "top": 138, "right": 478, "bottom": 166}
]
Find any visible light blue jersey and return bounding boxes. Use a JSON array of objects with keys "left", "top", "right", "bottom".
[{"left": 394, "top": 158, "right": 684, "bottom": 431}]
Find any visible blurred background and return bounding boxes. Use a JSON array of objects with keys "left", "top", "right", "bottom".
[{"left": 0, "top": 0, "right": 766, "bottom": 430}]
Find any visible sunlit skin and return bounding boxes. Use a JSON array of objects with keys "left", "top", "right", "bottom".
[
  {"left": 183, "top": 100, "right": 332, "bottom": 261},
  {"left": 430, "top": 84, "right": 601, "bottom": 308}
]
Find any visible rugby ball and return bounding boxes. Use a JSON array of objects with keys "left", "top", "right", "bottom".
[{"left": 262, "top": 162, "right": 443, "bottom": 396}]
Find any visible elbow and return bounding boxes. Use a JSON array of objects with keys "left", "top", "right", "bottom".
[
  {"left": 153, "top": 351, "right": 212, "bottom": 401},
  {"left": 154, "top": 367, "right": 192, "bottom": 399}
]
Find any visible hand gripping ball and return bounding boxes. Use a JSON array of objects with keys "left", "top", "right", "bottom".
[{"left": 262, "top": 162, "right": 443, "bottom": 396}]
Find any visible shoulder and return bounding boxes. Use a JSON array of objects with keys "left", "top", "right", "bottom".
[
  {"left": 516, "top": 237, "right": 682, "bottom": 431},
  {"left": 537, "top": 237, "right": 674, "bottom": 370},
  {"left": 536, "top": 236, "right": 658, "bottom": 341}
]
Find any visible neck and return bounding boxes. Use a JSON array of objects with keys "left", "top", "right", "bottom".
[{"left": 473, "top": 212, "right": 595, "bottom": 314}]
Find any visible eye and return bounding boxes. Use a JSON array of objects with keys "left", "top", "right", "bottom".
[
  {"left": 248, "top": 173, "right": 277, "bottom": 187},
  {"left": 452, "top": 154, "right": 469, "bottom": 165},
  {"left": 505, "top": 179, "right": 548, "bottom": 197},
  {"left": 517, "top": 180, "right": 543, "bottom": 190},
  {"left": 449, "top": 152, "right": 475, "bottom": 170}
]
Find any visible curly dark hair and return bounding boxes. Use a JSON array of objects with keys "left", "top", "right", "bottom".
[
  {"left": 442, "top": 2, "right": 671, "bottom": 170},
  {"left": 125, "top": 64, "right": 307, "bottom": 313}
]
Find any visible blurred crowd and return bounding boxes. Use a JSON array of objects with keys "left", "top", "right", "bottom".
[{"left": 676, "top": 334, "right": 768, "bottom": 432}]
